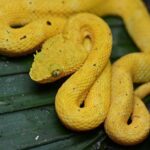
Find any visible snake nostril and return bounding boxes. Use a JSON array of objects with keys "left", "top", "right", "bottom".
[{"left": 51, "top": 69, "right": 62, "bottom": 78}]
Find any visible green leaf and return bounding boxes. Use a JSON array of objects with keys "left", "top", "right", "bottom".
[
  {"left": 0, "top": 3, "right": 149, "bottom": 149},
  {"left": 0, "top": 55, "right": 33, "bottom": 76}
]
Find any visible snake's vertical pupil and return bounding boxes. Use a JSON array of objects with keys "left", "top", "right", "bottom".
[{"left": 51, "top": 69, "right": 61, "bottom": 77}]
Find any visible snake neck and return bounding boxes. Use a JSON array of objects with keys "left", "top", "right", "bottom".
[
  {"left": 64, "top": 13, "right": 112, "bottom": 74},
  {"left": 55, "top": 13, "right": 112, "bottom": 131}
]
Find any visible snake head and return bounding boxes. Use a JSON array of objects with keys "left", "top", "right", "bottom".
[{"left": 29, "top": 34, "right": 87, "bottom": 83}]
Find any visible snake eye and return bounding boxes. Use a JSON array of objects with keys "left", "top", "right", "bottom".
[{"left": 51, "top": 69, "right": 62, "bottom": 77}]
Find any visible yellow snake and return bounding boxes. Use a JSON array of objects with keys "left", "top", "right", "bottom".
[
  {"left": 30, "top": 14, "right": 150, "bottom": 147},
  {"left": 30, "top": 13, "right": 112, "bottom": 130},
  {"left": 0, "top": 0, "right": 150, "bottom": 56},
  {"left": 55, "top": 14, "right": 112, "bottom": 131},
  {"left": 135, "top": 82, "right": 150, "bottom": 99},
  {"left": 105, "top": 53, "right": 150, "bottom": 145},
  {"left": 0, "top": 0, "right": 150, "bottom": 146}
]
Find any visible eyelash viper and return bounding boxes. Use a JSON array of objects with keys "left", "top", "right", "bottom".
[
  {"left": 0, "top": 0, "right": 149, "bottom": 146},
  {"left": 55, "top": 14, "right": 112, "bottom": 131},
  {"left": 30, "top": 12, "right": 150, "bottom": 146},
  {"left": 31, "top": 13, "right": 112, "bottom": 130},
  {"left": 105, "top": 53, "right": 150, "bottom": 145}
]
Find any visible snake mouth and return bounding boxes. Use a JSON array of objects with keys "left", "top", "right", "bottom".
[{"left": 30, "top": 62, "right": 64, "bottom": 83}]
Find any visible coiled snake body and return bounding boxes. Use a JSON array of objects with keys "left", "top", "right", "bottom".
[
  {"left": 55, "top": 14, "right": 112, "bottom": 131},
  {"left": 0, "top": 0, "right": 150, "bottom": 56},
  {"left": 31, "top": 13, "right": 112, "bottom": 131},
  {"left": 0, "top": 0, "right": 150, "bottom": 146},
  {"left": 105, "top": 53, "right": 150, "bottom": 145}
]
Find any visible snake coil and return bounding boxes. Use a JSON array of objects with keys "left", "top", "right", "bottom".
[{"left": 0, "top": 0, "right": 150, "bottom": 146}]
